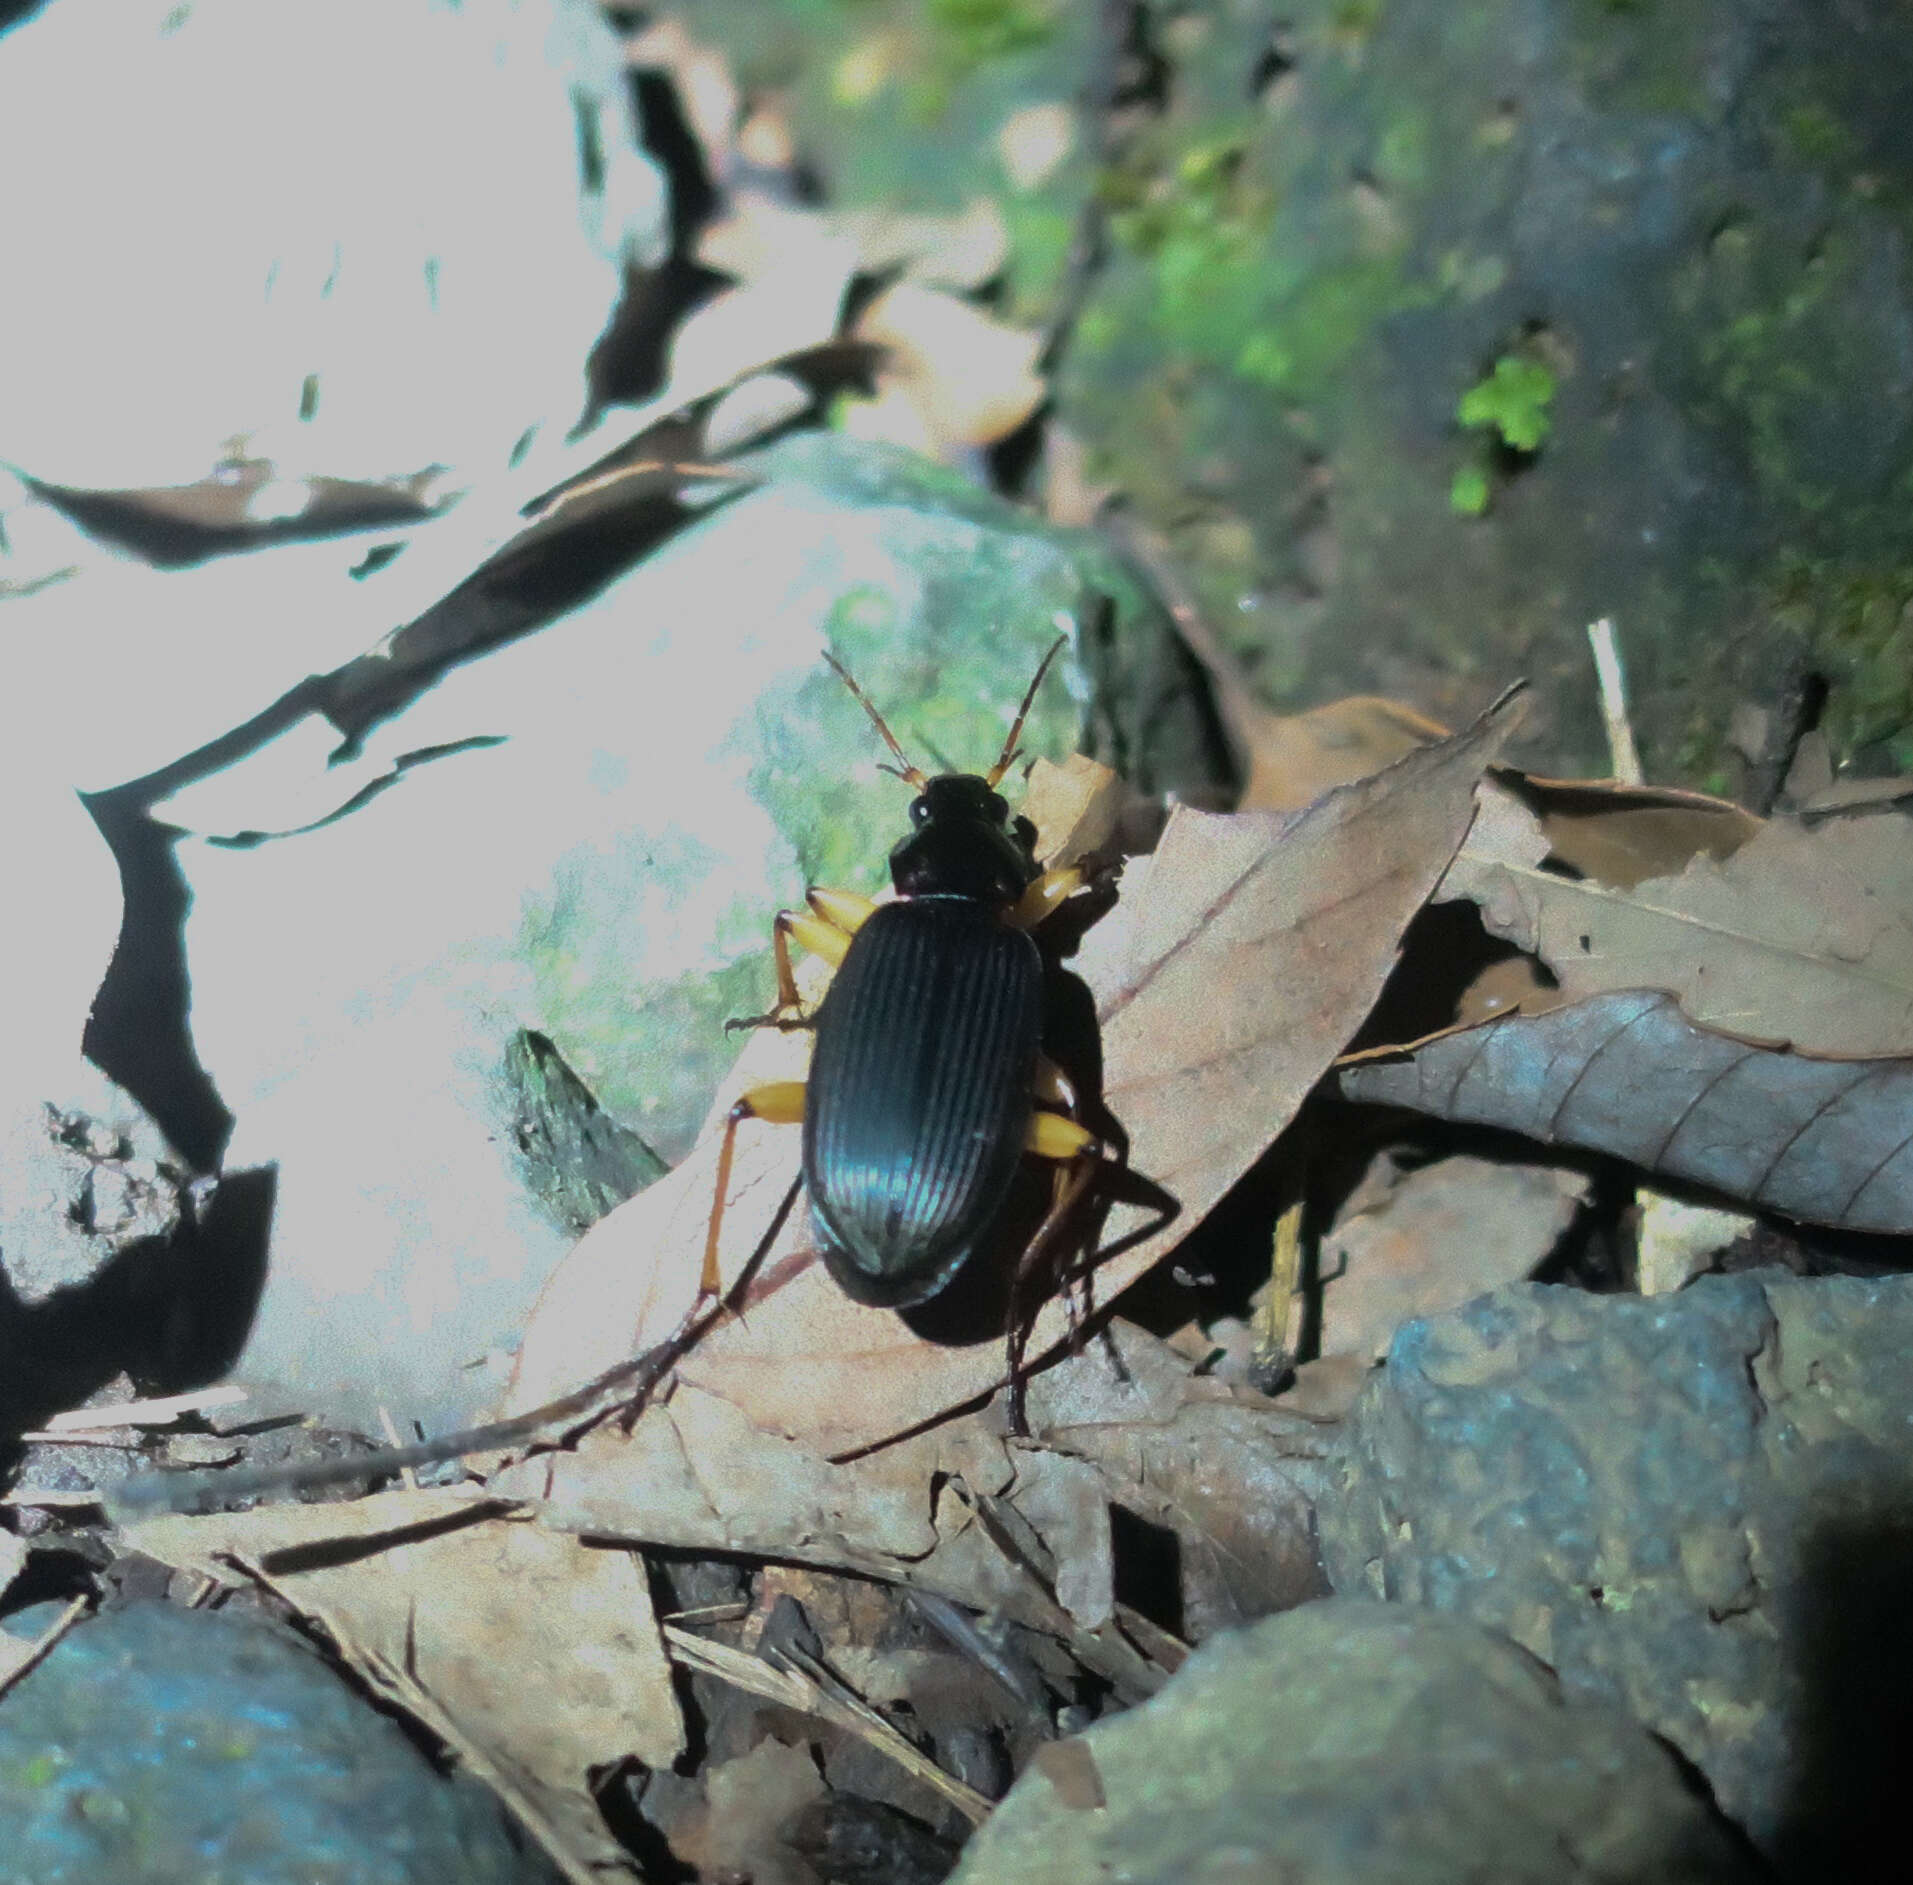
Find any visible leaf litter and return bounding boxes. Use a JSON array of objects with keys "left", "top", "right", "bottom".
[
  {"left": 113, "top": 691, "right": 1522, "bottom": 1874},
  {"left": 81, "top": 628, "right": 1913, "bottom": 1875}
]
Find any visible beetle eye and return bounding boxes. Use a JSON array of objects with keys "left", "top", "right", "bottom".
[
  {"left": 988, "top": 792, "right": 1009, "bottom": 822},
  {"left": 909, "top": 798, "right": 930, "bottom": 826}
]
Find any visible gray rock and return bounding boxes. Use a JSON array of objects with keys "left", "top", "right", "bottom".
[
  {"left": 1319, "top": 1273, "right": 1913, "bottom": 1877},
  {"left": 0, "top": 1599, "right": 562, "bottom": 1884},
  {"left": 0, "top": 1067, "right": 185, "bottom": 1307},
  {"left": 0, "top": 746, "right": 129, "bottom": 1310},
  {"left": 1057, "top": 0, "right": 1913, "bottom": 782},
  {"left": 950, "top": 1598, "right": 1761, "bottom": 1885}
]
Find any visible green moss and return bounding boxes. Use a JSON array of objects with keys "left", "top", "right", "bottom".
[
  {"left": 1235, "top": 331, "right": 1293, "bottom": 388},
  {"left": 1768, "top": 552, "right": 1913, "bottom": 764},
  {"left": 1109, "top": 124, "right": 1426, "bottom": 392},
  {"left": 1685, "top": 222, "right": 1855, "bottom": 515},
  {"left": 1449, "top": 464, "right": 1491, "bottom": 515},
  {"left": 1330, "top": 0, "right": 1384, "bottom": 50},
  {"left": 1000, "top": 194, "right": 1079, "bottom": 317},
  {"left": 1277, "top": 258, "right": 1431, "bottom": 387},
  {"left": 1457, "top": 355, "right": 1556, "bottom": 452},
  {"left": 1375, "top": 110, "right": 1432, "bottom": 193},
  {"left": 926, "top": 0, "right": 1055, "bottom": 74},
  {"left": 1778, "top": 98, "right": 1857, "bottom": 170}
]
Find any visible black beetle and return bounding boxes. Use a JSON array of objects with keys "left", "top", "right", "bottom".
[{"left": 701, "top": 636, "right": 1103, "bottom": 1313}]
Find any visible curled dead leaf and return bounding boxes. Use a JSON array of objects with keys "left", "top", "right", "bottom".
[
  {"left": 1441, "top": 788, "right": 1913, "bottom": 1057},
  {"left": 1339, "top": 988, "right": 1913, "bottom": 1234}
]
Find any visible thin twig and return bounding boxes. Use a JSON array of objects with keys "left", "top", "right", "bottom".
[
  {"left": 38, "top": 1385, "right": 248, "bottom": 1434},
  {"left": 1587, "top": 618, "right": 1644, "bottom": 785},
  {"left": 0, "top": 1595, "right": 89, "bottom": 1700}
]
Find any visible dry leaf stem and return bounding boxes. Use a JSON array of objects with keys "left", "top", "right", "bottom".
[{"left": 660, "top": 1623, "right": 993, "bottom": 1826}]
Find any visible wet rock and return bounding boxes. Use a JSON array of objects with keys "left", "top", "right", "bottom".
[
  {"left": 0, "top": 1599, "right": 563, "bottom": 1884},
  {"left": 1320, "top": 1272, "right": 1913, "bottom": 1878},
  {"left": 950, "top": 1597, "right": 1762, "bottom": 1884}
]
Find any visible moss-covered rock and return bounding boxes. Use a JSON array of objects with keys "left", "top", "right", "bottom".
[{"left": 687, "top": 0, "right": 1913, "bottom": 783}]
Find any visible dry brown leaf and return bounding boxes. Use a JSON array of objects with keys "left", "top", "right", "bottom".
[
  {"left": 1237, "top": 695, "right": 1452, "bottom": 813},
  {"left": 510, "top": 697, "right": 1520, "bottom": 1456},
  {"left": 1019, "top": 750, "right": 1128, "bottom": 867},
  {"left": 1510, "top": 773, "right": 1763, "bottom": 889},
  {"left": 1635, "top": 1190, "right": 1754, "bottom": 1295},
  {"left": 1443, "top": 792, "right": 1913, "bottom": 1057},
  {"left": 1022, "top": 1324, "right": 1333, "bottom": 1641},
  {"left": 700, "top": 193, "right": 1011, "bottom": 297},
  {"left": 1338, "top": 989, "right": 1913, "bottom": 1234},
  {"left": 1317, "top": 1154, "right": 1589, "bottom": 1361},
  {"left": 125, "top": 1491, "right": 681, "bottom": 1870},
  {"left": 1803, "top": 776, "right": 1913, "bottom": 817},
  {"left": 850, "top": 281, "right": 1046, "bottom": 451},
  {"left": 997, "top": 102, "right": 1079, "bottom": 192},
  {"left": 1103, "top": 511, "right": 1453, "bottom": 813},
  {"left": 487, "top": 1385, "right": 1163, "bottom": 1700},
  {"left": 673, "top": 1739, "right": 826, "bottom": 1885},
  {"left": 834, "top": 198, "right": 1013, "bottom": 292},
  {"left": 1028, "top": 1738, "right": 1105, "bottom": 1811}
]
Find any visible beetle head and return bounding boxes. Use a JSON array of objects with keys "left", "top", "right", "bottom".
[{"left": 889, "top": 773, "right": 1036, "bottom": 902}]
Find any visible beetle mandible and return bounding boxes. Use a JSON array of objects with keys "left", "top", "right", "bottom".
[{"left": 700, "top": 635, "right": 1105, "bottom": 1315}]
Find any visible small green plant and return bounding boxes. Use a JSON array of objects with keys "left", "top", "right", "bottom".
[
  {"left": 1451, "top": 352, "right": 1557, "bottom": 515},
  {"left": 1457, "top": 354, "right": 1556, "bottom": 451},
  {"left": 1448, "top": 463, "right": 1492, "bottom": 516}
]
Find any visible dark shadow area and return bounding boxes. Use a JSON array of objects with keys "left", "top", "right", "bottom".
[
  {"left": 1117, "top": 1090, "right": 1632, "bottom": 1356},
  {"left": 0, "top": 1166, "right": 272, "bottom": 1446},
  {"left": 580, "top": 61, "right": 731, "bottom": 417},
  {"left": 631, "top": 65, "right": 717, "bottom": 250},
  {"left": 584, "top": 252, "right": 730, "bottom": 415},
  {"left": 1774, "top": 1513, "right": 1913, "bottom": 1880},
  {"left": 0, "top": 1546, "right": 103, "bottom": 1620},
  {"left": 80, "top": 789, "right": 234, "bottom": 1172},
  {"left": 595, "top": 1765, "right": 698, "bottom": 1885},
  {"left": 23, "top": 472, "right": 437, "bottom": 570},
  {"left": 1344, "top": 896, "right": 1552, "bottom": 1056},
  {"left": 1109, "top": 1501, "right": 1184, "bottom": 1641},
  {"left": 0, "top": 1, "right": 51, "bottom": 36},
  {"left": 1718, "top": 1214, "right": 1913, "bottom": 1280},
  {"left": 1114, "top": 1164, "right": 1274, "bottom": 1346},
  {"left": 984, "top": 398, "right": 1049, "bottom": 500}
]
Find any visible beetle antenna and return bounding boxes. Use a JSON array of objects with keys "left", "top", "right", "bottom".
[
  {"left": 985, "top": 633, "right": 1069, "bottom": 787},
  {"left": 824, "top": 650, "right": 929, "bottom": 789}
]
